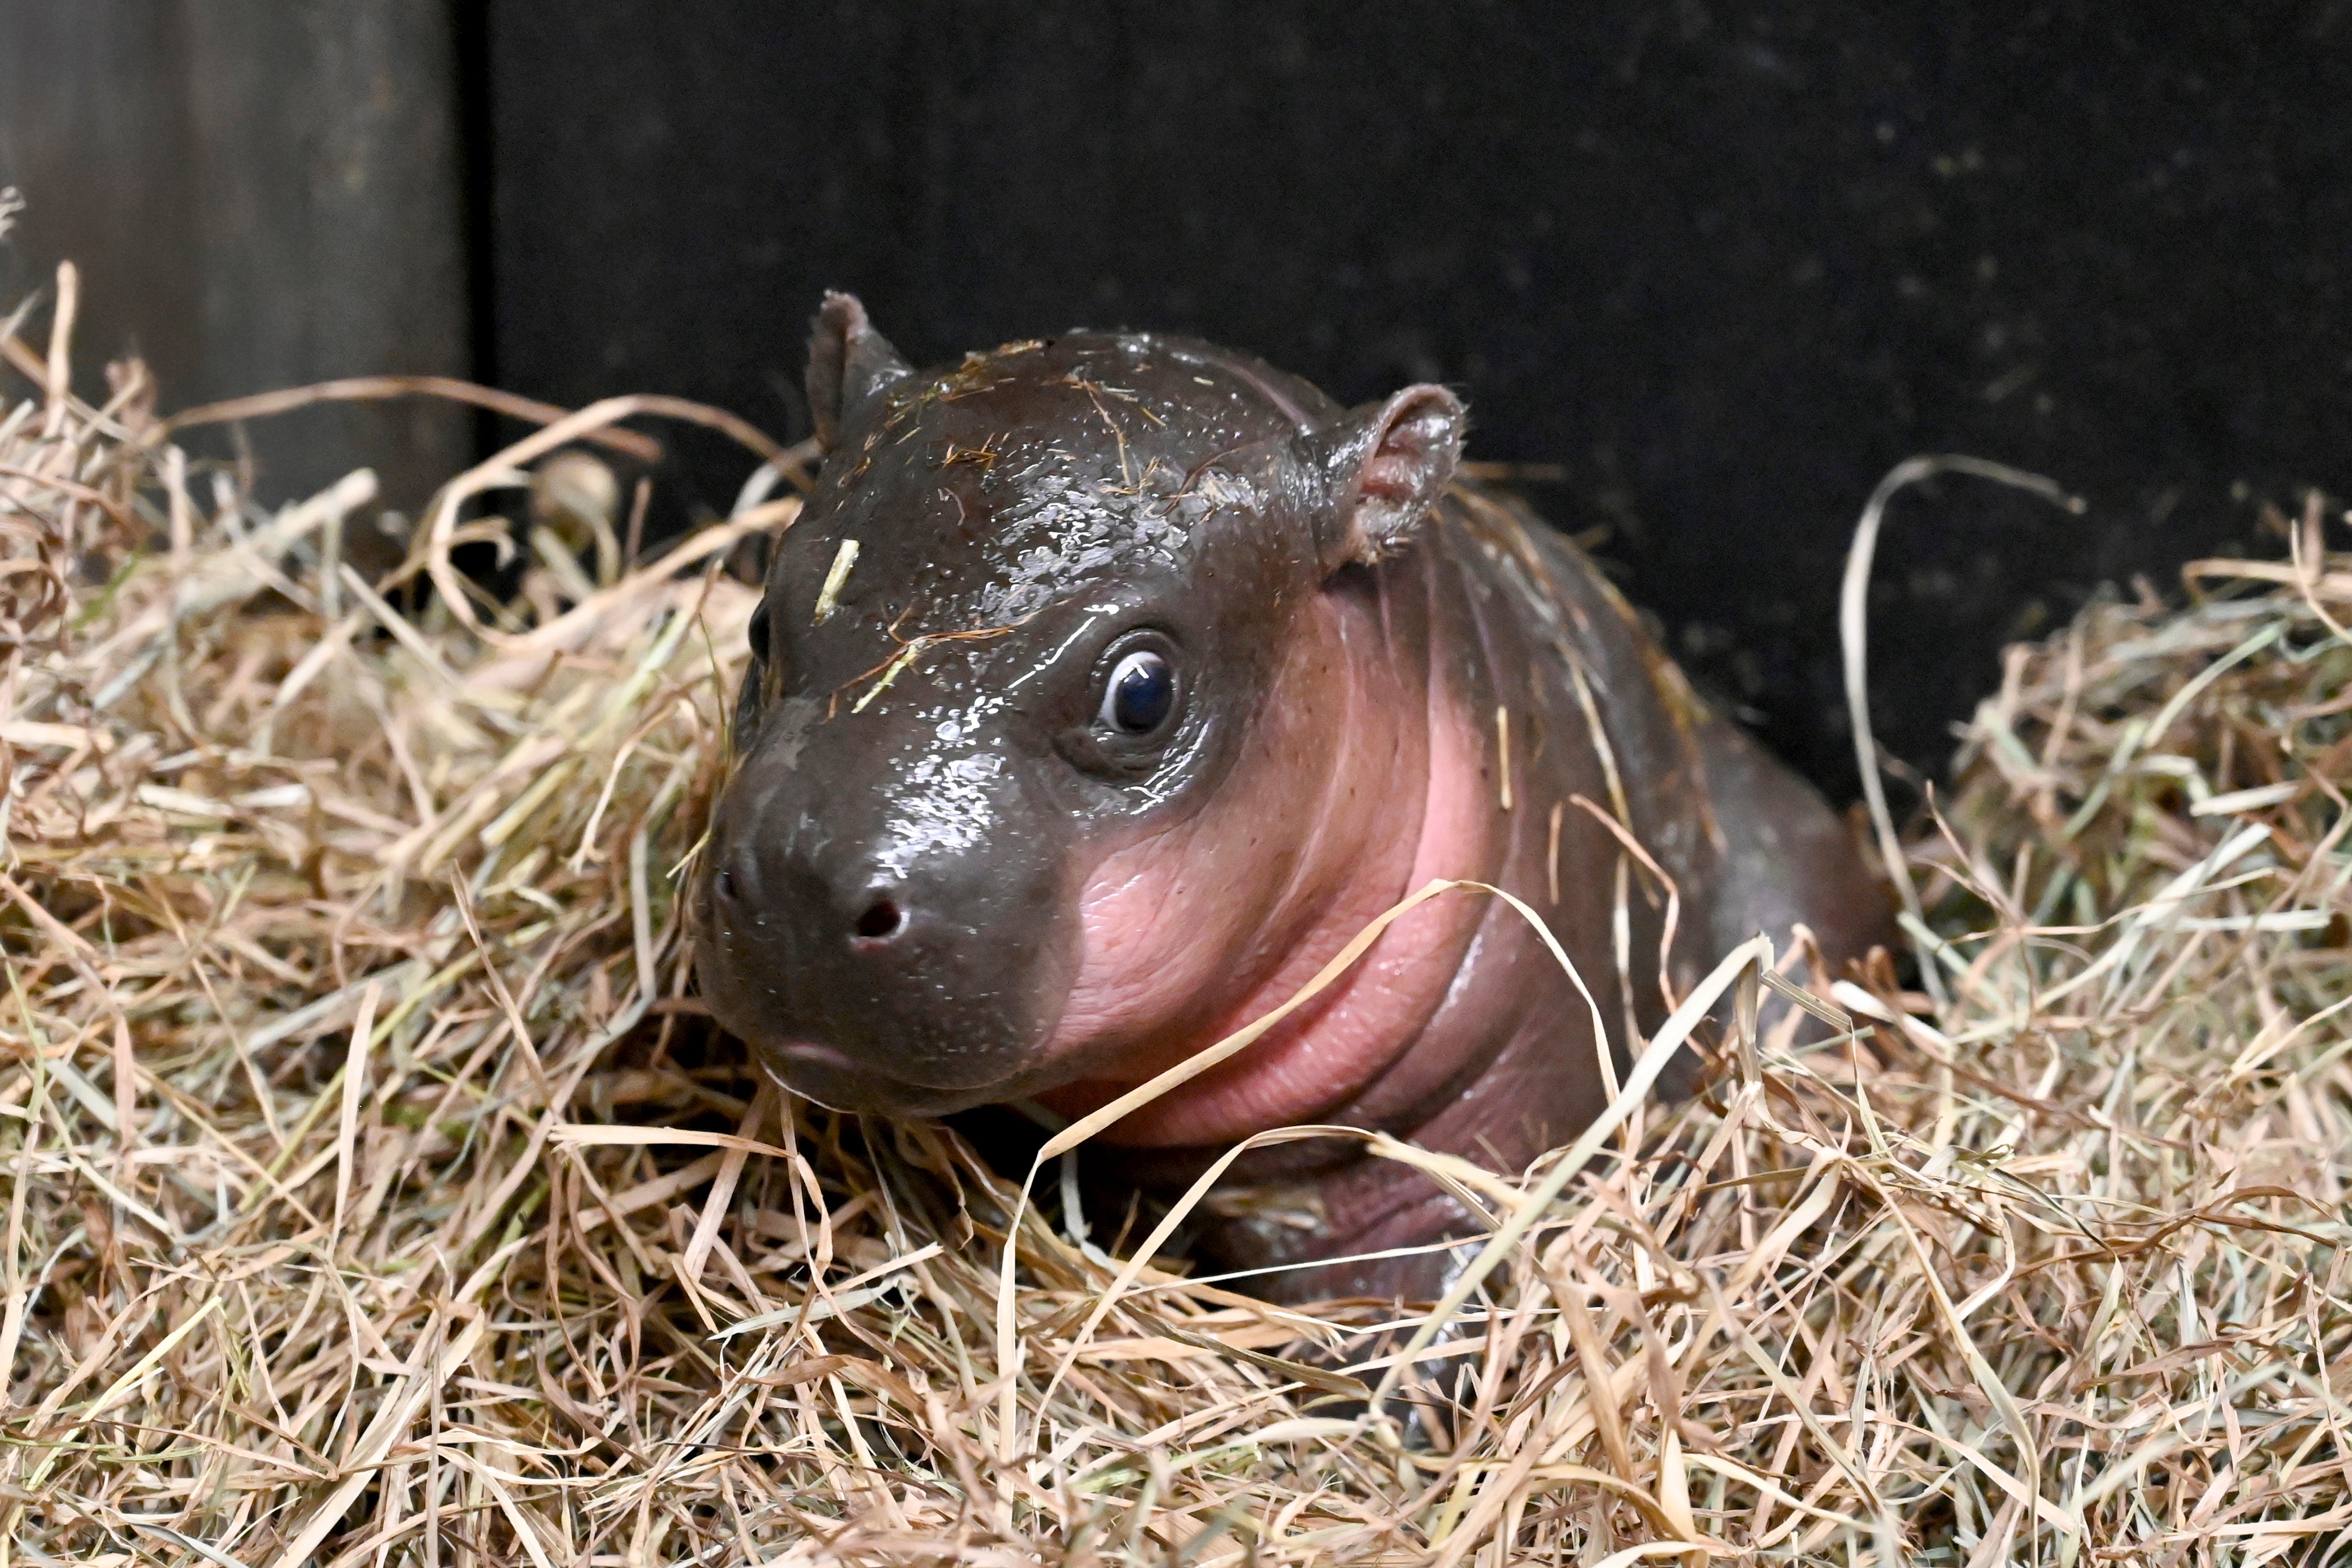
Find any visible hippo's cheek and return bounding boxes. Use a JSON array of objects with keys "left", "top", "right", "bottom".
[
  {"left": 1028, "top": 796, "right": 1446, "bottom": 1142},
  {"left": 1045, "top": 852, "right": 1269, "bottom": 1066},
  {"left": 1027, "top": 651, "right": 1504, "bottom": 1147}
]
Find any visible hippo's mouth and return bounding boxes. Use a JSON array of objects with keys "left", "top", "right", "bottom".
[
  {"left": 750, "top": 1036, "right": 1037, "bottom": 1119},
  {"left": 765, "top": 1040, "right": 855, "bottom": 1072}
]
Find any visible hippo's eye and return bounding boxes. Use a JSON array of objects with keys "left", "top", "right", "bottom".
[{"left": 1099, "top": 649, "right": 1175, "bottom": 735}]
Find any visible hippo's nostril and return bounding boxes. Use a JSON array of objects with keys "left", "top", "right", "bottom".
[
  {"left": 853, "top": 897, "right": 905, "bottom": 942},
  {"left": 716, "top": 866, "right": 738, "bottom": 900}
]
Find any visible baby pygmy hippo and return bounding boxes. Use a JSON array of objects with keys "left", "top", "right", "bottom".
[{"left": 694, "top": 295, "right": 1888, "bottom": 1302}]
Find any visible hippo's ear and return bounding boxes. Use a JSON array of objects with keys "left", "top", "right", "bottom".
[
  {"left": 1304, "top": 384, "right": 1466, "bottom": 571},
  {"left": 807, "top": 291, "right": 914, "bottom": 451}
]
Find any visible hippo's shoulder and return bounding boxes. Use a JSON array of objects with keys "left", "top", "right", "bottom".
[
  {"left": 1429, "top": 480, "right": 1722, "bottom": 737},
  {"left": 1428, "top": 483, "right": 1630, "bottom": 655}
]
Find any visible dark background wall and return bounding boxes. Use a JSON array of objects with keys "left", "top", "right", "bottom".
[
  {"left": 476, "top": 2, "right": 2352, "bottom": 798},
  {"left": 0, "top": 0, "right": 470, "bottom": 525},
  {"left": 9, "top": 2, "right": 2352, "bottom": 803}
]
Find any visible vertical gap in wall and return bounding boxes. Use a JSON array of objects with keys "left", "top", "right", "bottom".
[{"left": 452, "top": 0, "right": 498, "bottom": 462}]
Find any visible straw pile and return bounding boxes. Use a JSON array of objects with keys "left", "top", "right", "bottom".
[{"left": 3, "top": 266, "right": 2348, "bottom": 1565}]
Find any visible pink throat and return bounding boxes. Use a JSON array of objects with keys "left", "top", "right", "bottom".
[{"left": 1035, "top": 595, "right": 1497, "bottom": 1147}]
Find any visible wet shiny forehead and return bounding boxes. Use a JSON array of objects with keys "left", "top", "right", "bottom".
[
  {"left": 862, "top": 333, "right": 1330, "bottom": 459},
  {"left": 814, "top": 334, "right": 1334, "bottom": 623}
]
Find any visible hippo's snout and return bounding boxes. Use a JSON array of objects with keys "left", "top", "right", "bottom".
[
  {"left": 705, "top": 816, "right": 911, "bottom": 957},
  {"left": 694, "top": 750, "right": 1078, "bottom": 1116},
  {"left": 708, "top": 852, "right": 904, "bottom": 936}
]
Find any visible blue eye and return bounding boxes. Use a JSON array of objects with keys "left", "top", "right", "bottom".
[{"left": 1100, "top": 649, "right": 1175, "bottom": 734}]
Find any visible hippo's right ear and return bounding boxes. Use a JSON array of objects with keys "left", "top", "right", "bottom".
[
  {"left": 1302, "top": 384, "right": 1466, "bottom": 571},
  {"left": 807, "top": 292, "right": 913, "bottom": 452}
]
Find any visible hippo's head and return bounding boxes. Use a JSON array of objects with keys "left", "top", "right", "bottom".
[{"left": 694, "top": 294, "right": 1465, "bottom": 1121}]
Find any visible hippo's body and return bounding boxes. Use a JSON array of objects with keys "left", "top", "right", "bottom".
[{"left": 696, "top": 296, "right": 1889, "bottom": 1302}]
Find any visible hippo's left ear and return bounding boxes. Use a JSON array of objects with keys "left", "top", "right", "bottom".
[
  {"left": 1303, "top": 384, "right": 1466, "bottom": 571},
  {"left": 807, "top": 292, "right": 914, "bottom": 452}
]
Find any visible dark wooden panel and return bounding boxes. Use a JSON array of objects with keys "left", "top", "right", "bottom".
[
  {"left": 479, "top": 1, "right": 2352, "bottom": 797},
  {"left": 0, "top": 0, "right": 471, "bottom": 529}
]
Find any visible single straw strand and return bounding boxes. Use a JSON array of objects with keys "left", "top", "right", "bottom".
[{"left": 1839, "top": 456, "right": 2081, "bottom": 1005}]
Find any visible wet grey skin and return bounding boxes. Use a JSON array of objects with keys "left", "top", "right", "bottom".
[{"left": 693, "top": 294, "right": 1893, "bottom": 1303}]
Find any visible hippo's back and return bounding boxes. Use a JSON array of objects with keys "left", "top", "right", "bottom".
[{"left": 1428, "top": 484, "right": 1890, "bottom": 1014}]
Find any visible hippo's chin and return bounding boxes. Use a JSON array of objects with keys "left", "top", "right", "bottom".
[{"left": 751, "top": 1040, "right": 1024, "bottom": 1119}]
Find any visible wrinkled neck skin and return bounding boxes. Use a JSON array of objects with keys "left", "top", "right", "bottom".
[{"left": 1041, "top": 490, "right": 1708, "bottom": 1301}]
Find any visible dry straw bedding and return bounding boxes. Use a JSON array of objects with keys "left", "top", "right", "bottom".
[{"left": 1, "top": 264, "right": 2348, "bottom": 1565}]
